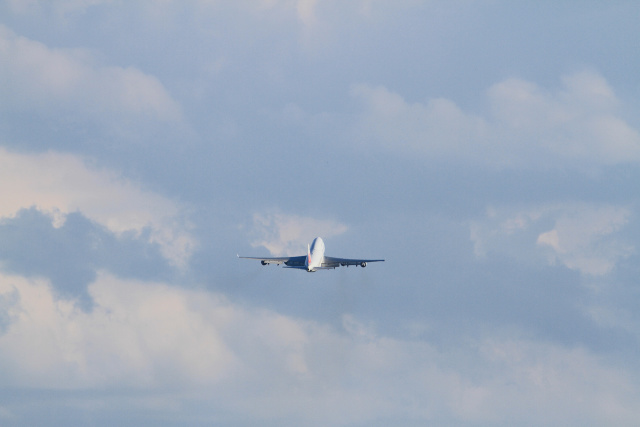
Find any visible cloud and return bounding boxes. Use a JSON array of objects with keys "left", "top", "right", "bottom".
[
  {"left": 536, "top": 205, "right": 633, "bottom": 276},
  {"left": 0, "top": 271, "right": 639, "bottom": 425},
  {"left": 351, "top": 71, "right": 640, "bottom": 169},
  {"left": 488, "top": 71, "right": 640, "bottom": 167},
  {"left": 0, "top": 208, "right": 175, "bottom": 308},
  {"left": 5, "top": 0, "right": 109, "bottom": 18},
  {"left": 470, "top": 203, "right": 634, "bottom": 276},
  {"left": 248, "top": 210, "right": 348, "bottom": 255},
  {"left": 0, "top": 147, "right": 195, "bottom": 268},
  {"left": 0, "top": 25, "right": 182, "bottom": 122},
  {"left": 0, "top": 271, "right": 234, "bottom": 389},
  {"left": 585, "top": 304, "right": 640, "bottom": 339},
  {"left": 478, "top": 338, "right": 640, "bottom": 425},
  {"left": 350, "top": 83, "right": 489, "bottom": 163}
]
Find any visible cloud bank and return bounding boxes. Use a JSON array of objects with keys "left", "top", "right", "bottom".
[
  {"left": 352, "top": 71, "right": 640, "bottom": 169},
  {"left": 0, "top": 271, "right": 639, "bottom": 425},
  {"left": 0, "top": 148, "right": 194, "bottom": 268}
]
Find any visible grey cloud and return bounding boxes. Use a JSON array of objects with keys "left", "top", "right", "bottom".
[{"left": 0, "top": 208, "right": 174, "bottom": 309}]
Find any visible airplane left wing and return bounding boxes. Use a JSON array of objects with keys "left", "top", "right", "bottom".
[{"left": 322, "top": 256, "right": 385, "bottom": 268}]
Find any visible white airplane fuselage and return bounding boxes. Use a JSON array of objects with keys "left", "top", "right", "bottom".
[{"left": 305, "top": 237, "right": 325, "bottom": 272}]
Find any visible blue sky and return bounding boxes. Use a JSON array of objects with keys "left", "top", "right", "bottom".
[{"left": 1, "top": 1, "right": 640, "bottom": 425}]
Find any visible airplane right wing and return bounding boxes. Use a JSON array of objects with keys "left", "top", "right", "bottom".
[{"left": 322, "top": 256, "right": 385, "bottom": 268}]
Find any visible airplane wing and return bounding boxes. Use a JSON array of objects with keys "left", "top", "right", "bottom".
[
  {"left": 322, "top": 256, "right": 385, "bottom": 268},
  {"left": 238, "top": 253, "right": 384, "bottom": 269},
  {"left": 237, "top": 255, "right": 306, "bottom": 266}
]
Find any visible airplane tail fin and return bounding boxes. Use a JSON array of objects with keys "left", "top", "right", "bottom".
[{"left": 307, "top": 244, "right": 311, "bottom": 266}]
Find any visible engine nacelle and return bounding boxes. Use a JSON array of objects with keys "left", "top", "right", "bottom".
[
  {"left": 261, "top": 260, "right": 267, "bottom": 265},
  {"left": 360, "top": 262, "right": 367, "bottom": 268}
]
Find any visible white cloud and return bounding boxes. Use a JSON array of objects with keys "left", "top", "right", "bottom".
[
  {"left": 295, "top": 0, "right": 319, "bottom": 28},
  {"left": 0, "top": 147, "right": 195, "bottom": 267},
  {"left": 351, "top": 83, "right": 489, "bottom": 163},
  {"left": 488, "top": 71, "right": 640, "bottom": 167},
  {"left": 470, "top": 204, "right": 547, "bottom": 259},
  {"left": 0, "top": 271, "right": 234, "bottom": 389},
  {"left": 249, "top": 210, "right": 348, "bottom": 256},
  {"left": 0, "top": 271, "right": 639, "bottom": 425},
  {"left": 470, "top": 203, "right": 633, "bottom": 276},
  {"left": 479, "top": 338, "right": 640, "bottom": 425},
  {"left": 536, "top": 205, "right": 633, "bottom": 276},
  {"left": 0, "top": 25, "right": 182, "bottom": 122},
  {"left": 352, "top": 71, "right": 640, "bottom": 169},
  {"left": 585, "top": 305, "right": 640, "bottom": 338}
]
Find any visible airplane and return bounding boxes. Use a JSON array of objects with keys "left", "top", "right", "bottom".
[{"left": 238, "top": 237, "right": 384, "bottom": 272}]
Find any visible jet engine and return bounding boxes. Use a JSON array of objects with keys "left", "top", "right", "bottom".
[
  {"left": 360, "top": 262, "right": 367, "bottom": 267},
  {"left": 261, "top": 260, "right": 267, "bottom": 265}
]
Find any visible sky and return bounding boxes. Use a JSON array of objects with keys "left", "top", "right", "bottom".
[{"left": 1, "top": 0, "right": 640, "bottom": 425}]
